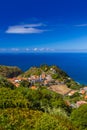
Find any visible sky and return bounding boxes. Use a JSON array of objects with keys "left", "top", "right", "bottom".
[{"left": 0, "top": 0, "right": 87, "bottom": 53}]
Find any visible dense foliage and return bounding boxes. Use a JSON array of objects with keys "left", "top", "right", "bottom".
[
  {"left": 0, "top": 87, "right": 71, "bottom": 112},
  {"left": 71, "top": 104, "right": 87, "bottom": 130},
  {"left": 0, "top": 86, "right": 78, "bottom": 130},
  {"left": 0, "top": 64, "right": 84, "bottom": 129},
  {"left": 0, "top": 108, "right": 77, "bottom": 130},
  {"left": 0, "top": 76, "right": 15, "bottom": 89},
  {"left": 23, "top": 67, "right": 42, "bottom": 77}
]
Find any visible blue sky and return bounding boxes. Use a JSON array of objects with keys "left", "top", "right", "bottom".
[{"left": 0, "top": 0, "right": 87, "bottom": 52}]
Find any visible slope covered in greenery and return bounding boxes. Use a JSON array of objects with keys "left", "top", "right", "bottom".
[
  {"left": 0, "top": 65, "right": 22, "bottom": 78},
  {"left": 0, "top": 87, "right": 78, "bottom": 130},
  {"left": 71, "top": 104, "right": 87, "bottom": 130},
  {"left": 0, "top": 108, "right": 78, "bottom": 130},
  {"left": 0, "top": 64, "right": 85, "bottom": 130},
  {"left": 0, "top": 76, "right": 15, "bottom": 89},
  {"left": 22, "top": 64, "right": 81, "bottom": 89}
]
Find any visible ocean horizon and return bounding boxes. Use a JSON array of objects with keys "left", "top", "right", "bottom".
[{"left": 0, "top": 52, "right": 87, "bottom": 85}]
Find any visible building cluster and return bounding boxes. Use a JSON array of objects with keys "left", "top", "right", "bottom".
[
  {"left": 8, "top": 73, "right": 57, "bottom": 88},
  {"left": 67, "top": 87, "right": 87, "bottom": 108},
  {"left": 8, "top": 68, "right": 87, "bottom": 108}
]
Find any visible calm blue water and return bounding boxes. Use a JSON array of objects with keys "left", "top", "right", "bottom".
[{"left": 0, "top": 53, "right": 87, "bottom": 85}]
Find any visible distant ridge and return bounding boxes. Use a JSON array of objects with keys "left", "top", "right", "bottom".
[{"left": 0, "top": 65, "right": 22, "bottom": 78}]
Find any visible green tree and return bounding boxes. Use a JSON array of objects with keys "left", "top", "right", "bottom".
[
  {"left": 20, "top": 80, "right": 31, "bottom": 88},
  {"left": 71, "top": 104, "right": 87, "bottom": 130},
  {"left": 35, "top": 113, "right": 77, "bottom": 130},
  {"left": 0, "top": 76, "right": 15, "bottom": 89},
  {"left": 52, "top": 73, "right": 59, "bottom": 79}
]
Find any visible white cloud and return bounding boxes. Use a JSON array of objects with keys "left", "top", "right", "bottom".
[
  {"left": 32, "top": 48, "right": 55, "bottom": 52},
  {"left": 75, "top": 24, "right": 87, "bottom": 27},
  {"left": 11, "top": 48, "right": 19, "bottom": 51},
  {"left": 33, "top": 48, "right": 38, "bottom": 51},
  {"left": 0, "top": 47, "right": 56, "bottom": 53},
  {"left": 5, "top": 23, "right": 47, "bottom": 34}
]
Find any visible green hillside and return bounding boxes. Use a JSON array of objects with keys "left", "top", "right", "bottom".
[
  {"left": 0, "top": 76, "right": 15, "bottom": 89},
  {"left": 0, "top": 65, "right": 22, "bottom": 78},
  {"left": 0, "top": 64, "right": 85, "bottom": 130},
  {"left": 0, "top": 87, "right": 78, "bottom": 130},
  {"left": 22, "top": 64, "right": 81, "bottom": 89}
]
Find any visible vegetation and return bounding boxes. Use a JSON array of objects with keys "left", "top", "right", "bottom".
[
  {"left": 23, "top": 67, "right": 42, "bottom": 77},
  {"left": 40, "top": 64, "right": 50, "bottom": 72},
  {"left": 71, "top": 104, "right": 87, "bottom": 130},
  {"left": 0, "top": 64, "right": 85, "bottom": 129},
  {"left": 22, "top": 64, "right": 81, "bottom": 89},
  {"left": 68, "top": 92, "right": 82, "bottom": 103},
  {"left": 19, "top": 80, "right": 31, "bottom": 88},
  {"left": 0, "top": 108, "right": 78, "bottom": 130},
  {"left": 0, "top": 76, "right": 15, "bottom": 89},
  {"left": 0, "top": 86, "right": 78, "bottom": 130},
  {"left": 0, "top": 65, "right": 22, "bottom": 78}
]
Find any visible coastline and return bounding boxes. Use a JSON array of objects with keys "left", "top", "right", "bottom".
[{"left": 0, "top": 53, "right": 87, "bottom": 85}]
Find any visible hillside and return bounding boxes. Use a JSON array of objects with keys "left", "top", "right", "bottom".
[
  {"left": 0, "top": 65, "right": 22, "bottom": 78},
  {"left": 0, "top": 87, "right": 78, "bottom": 130},
  {"left": 0, "top": 76, "right": 15, "bottom": 89},
  {"left": 0, "top": 64, "right": 87, "bottom": 130},
  {"left": 21, "top": 64, "right": 81, "bottom": 90}
]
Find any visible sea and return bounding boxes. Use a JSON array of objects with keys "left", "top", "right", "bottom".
[{"left": 0, "top": 52, "right": 87, "bottom": 85}]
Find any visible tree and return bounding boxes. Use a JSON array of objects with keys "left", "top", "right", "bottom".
[
  {"left": 19, "top": 80, "right": 31, "bottom": 88},
  {"left": 71, "top": 104, "right": 87, "bottom": 130},
  {"left": 0, "top": 76, "right": 15, "bottom": 89},
  {"left": 52, "top": 73, "right": 59, "bottom": 79}
]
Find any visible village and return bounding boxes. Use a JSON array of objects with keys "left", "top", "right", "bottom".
[{"left": 8, "top": 70, "right": 87, "bottom": 109}]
